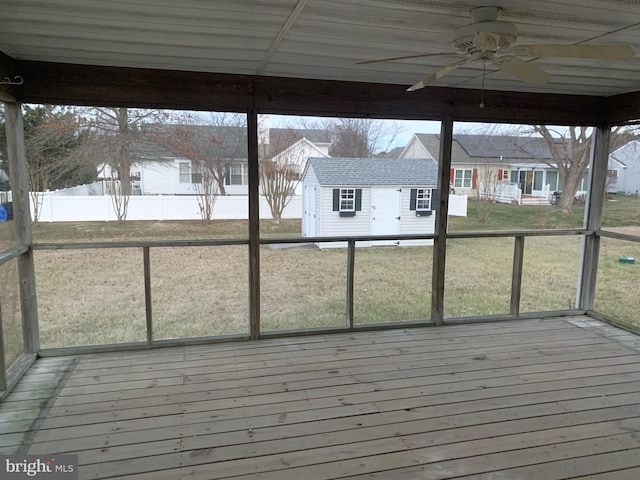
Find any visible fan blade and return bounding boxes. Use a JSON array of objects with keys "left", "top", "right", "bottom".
[
  {"left": 495, "top": 56, "right": 551, "bottom": 85},
  {"left": 513, "top": 44, "right": 634, "bottom": 60},
  {"left": 356, "top": 52, "right": 453, "bottom": 65},
  {"left": 407, "top": 58, "right": 470, "bottom": 91}
]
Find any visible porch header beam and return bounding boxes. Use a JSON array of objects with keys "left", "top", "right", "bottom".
[
  {"left": 7, "top": 56, "right": 616, "bottom": 126},
  {"left": 0, "top": 52, "right": 18, "bottom": 102}
]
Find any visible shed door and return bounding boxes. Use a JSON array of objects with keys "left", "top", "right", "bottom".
[
  {"left": 303, "top": 184, "right": 316, "bottom": 237},
  {"left": 371, "top": 188, "right": 401, "bottom": 246}
]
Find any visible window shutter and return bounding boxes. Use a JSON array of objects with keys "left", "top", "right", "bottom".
[
  {"left": 410, "top": 188, "right": 417, "bottom": 210},
  {"left": 224, "top": 170, "right": 231, "bottom": 185},
  {"left": 431, "top": 189, "right": 438, "bottom": 211},
  {"left": 450, "top": 168, "right": 455, "bottom": 182},
  {"left": 498, "top": 169, "right": 503, "bottom": 181},
  {"left": 355, "top": 189, "right": 362, "bottom": 211},
  {"left": 472, "top": 168, "right": 478, "bottom": 189},
  {"left": 332, "top": 189, "right": 340, "bottom": 211}
]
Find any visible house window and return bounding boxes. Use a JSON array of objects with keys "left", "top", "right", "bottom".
[
  {"left": 179, "top": 161, "right": 191, "bottom": 183},
  {"left": 340, "top": 188, "right": 355, "bottom": 212},
  {"left": 454, "top": 169, "right": 472, "bottom": 188},
  {"left": 178, "top": 161, "right": 202, "bottom": 184},
  {"left": 226, "top": 164, "right": 248, "bottom": 185},
  {"left": 546, "top": 171, "right": 559, "bottom": 191},
  {"left": 416, "top": 188, "right": 431, "bottom": 211},
  {"left": 533, "top": 171, "right": 543, "bottom": 191}
]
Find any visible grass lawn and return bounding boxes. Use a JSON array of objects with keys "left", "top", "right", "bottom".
[{"left": 2, "top": 196, "right": 639, "bottom": 354}]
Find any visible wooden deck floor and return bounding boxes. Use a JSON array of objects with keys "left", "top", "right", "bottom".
[{"left": 2, "top": 316, "right": 640, "bottom": 479}]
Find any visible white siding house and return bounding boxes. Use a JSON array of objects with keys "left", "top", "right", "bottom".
[
  {"left": 609, "top": 140, "right": 640, "bottom": 195},
  {"left": 302, "top": 158, "right": 439, "bottom": 248}
]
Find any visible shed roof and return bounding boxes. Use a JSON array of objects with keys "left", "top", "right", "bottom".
[{"left": 307, "top": 157, "right": 438, "bottom": 186}]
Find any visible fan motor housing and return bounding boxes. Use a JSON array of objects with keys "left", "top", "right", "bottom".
[{"left": 452, "top": 20, "right": 517, "bottom": 54}]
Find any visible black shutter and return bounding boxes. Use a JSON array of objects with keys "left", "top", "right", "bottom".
[
  {"left": 431, "top": 188, "right": 438, "bottom": 211},
  {"left": 410, "top": 188, "right": 417, "bottom": 210},
  {"left": 355, "top": 189, "right": 362, "bottom": 211},
  {"left": 333, "top": 189, "right": 340, "bottom": 211}
]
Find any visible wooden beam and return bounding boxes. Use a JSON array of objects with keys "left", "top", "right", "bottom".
[
  {"left": 431, "top": 118, "right": 453, "bottom": 326},
  {"left": 606, "top": 90, "right": 640, "bottom": 126},
  {"left": 346, "top": 240, "right": 355, "bottom": 329},
  {"left": 11, "top": 58, "right": 612, "bottom": 125},
  {"left": 3, "top": 102, "right": 39, "bottom": 354},
  {"left": 577, "top": 126, "right": 610, "bottom": 310},
  {"left": 510, "top": 236, "right": 525, "bottom": 317},
  {"left": 143, "top": 246, "right": 153, "bottom": 345},
  {"left": 0, "top": 300, "right": 6, "bottom": 391},
  {"left": 248, "top": 108, "right": 260, "bottom": 340},
  {"left": 0, "top": 51, "right": 17, "bottom": 102}
]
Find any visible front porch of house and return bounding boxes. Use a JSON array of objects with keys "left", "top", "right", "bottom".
[{"left": 2, "top": 316, "right": 640, "bottom": 479}]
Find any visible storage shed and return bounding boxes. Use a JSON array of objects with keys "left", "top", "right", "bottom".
[{"left": 302, "top": 157, "right": 439, "bottom": 248}]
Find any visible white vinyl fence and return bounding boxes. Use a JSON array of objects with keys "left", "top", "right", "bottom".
[{"left": 32, "top": 194, "right": 303, "bottom": 222}]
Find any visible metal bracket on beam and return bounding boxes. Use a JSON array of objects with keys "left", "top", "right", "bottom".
[{"left": 0, "top": 76, "right": 23, "bottom": 85}]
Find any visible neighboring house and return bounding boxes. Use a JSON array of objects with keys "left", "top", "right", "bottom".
[
  {"left": 301, "top": 157, "right": 439, "bottom": 248},
  {"left": 97, "top": 127, "right": 331, "bottom": 196},
  {"left": 266, "top": 136, "right": 330, "bottom": 195},
  {"left": 608, "top": 140, "right": 640, "bottom": 195},
  {"left": 400, "top": 134, "right": 565, "bottom": 204}
]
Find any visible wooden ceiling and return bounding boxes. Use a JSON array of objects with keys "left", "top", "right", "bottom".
[{"left": 2, "top": 0, "right": 640, "bottom": 124}]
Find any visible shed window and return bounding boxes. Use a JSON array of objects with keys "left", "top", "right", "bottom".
[
  {"left": 332, "top": 188, "right": 362, "bottom": 216},
  {"left": 410, "top": 187, "right": 436, "bottom": 216},
  {"left": 416, "top": 188, "right": 431, "bottom": 211},
  {"left": 340, "top": 188, "right": 355, "bottom": 212}
]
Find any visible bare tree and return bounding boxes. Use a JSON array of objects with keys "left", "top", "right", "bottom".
[
  {"left": 260, "top": 129, "right": 305, "bottom": 224},
  {"left": 326, "top": 118, "right": 403, "bottom": 157},
  {"left": 90, "top": 107, "right": 166, "bottom": 222},
  {"left": 476, "top": 167, "right": 500, "bottom": 223},
  {"left": 22, "top": 105, "right": 90, "bottom": 223},
  {"left": 161, "top": 112, "right": 247, "bottom": 221}
]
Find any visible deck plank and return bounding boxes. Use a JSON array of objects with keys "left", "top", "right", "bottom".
[{"left": 2, "top": 316, "right": 640, "bottom": 479}]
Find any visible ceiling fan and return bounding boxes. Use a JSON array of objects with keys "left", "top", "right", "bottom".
[{"left": 357, "top": 6, "right": 635, "bottom": 91}]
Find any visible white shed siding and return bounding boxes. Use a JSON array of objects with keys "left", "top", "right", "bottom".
[
  {"left": 314, "top": 183, "right": 321, "bottom": 236},
  {"left": 399, "top": 187, "right": 435, "bottom": 247},
  {"left": 318, "top": 186, "right": 372, "bottom": 248}
]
